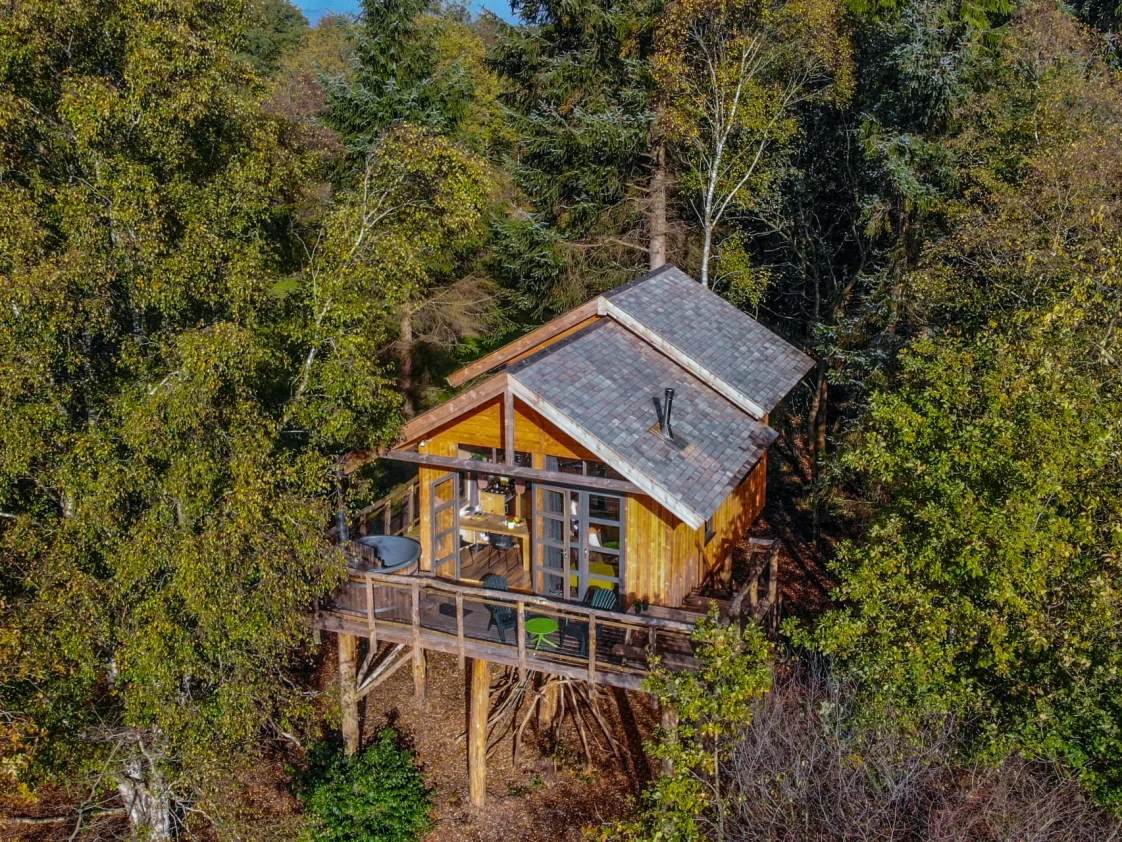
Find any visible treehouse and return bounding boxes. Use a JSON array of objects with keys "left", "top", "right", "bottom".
[{"left": 315, "top": 265, "right": 813, "bottom": 804}]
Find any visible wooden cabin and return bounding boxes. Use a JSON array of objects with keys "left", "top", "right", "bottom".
[
  {"left": 389, "top": 263, "right": 811, "bottom": 609},
  {"left": 316, "top": 265, "right": 813, "bottom": 804}
]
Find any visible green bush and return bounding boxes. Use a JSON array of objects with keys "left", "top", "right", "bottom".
[{"left": 297, "top": 730, "right": 432, "bottom": 842}]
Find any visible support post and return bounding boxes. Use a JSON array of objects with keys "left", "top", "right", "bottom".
[
  {"left": 503, "top": 390, "right": 515, "bottom": 465},
  {"left": 338, "top": 633, "right": 360, "bottom": 756},
  {"left": 539, "top": 681, "right": 560, "bottom": 730},
  {"left": 411, "top": 580, "right": 426, "bottom": 700},
  {"left": 468, "top": 658, "right": 490, "bottom": 808},
  {"left": 659, "top": 701, "right": 678, "bottom": 776}
]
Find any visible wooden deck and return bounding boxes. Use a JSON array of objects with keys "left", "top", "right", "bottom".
[{"left": 316, "top": 557, "right": 704, "bottom": 691}]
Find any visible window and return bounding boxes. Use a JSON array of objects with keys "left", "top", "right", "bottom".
[
  {"left": 705, "top": 515, "right": 716, "bottom": 544},
  {"left": 544, "top": 456, "right": 625, "bottom": 481}
]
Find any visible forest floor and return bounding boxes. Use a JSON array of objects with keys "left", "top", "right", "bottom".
[{"left": 351, "top": 650, "right": 658, "bottom": 842}]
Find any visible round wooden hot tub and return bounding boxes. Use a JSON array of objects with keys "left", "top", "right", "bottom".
[{"left": 352, "top": 535, "right": 421, "bottom": 574}]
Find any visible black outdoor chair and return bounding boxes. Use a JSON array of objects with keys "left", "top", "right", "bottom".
[
  {"left": 483, "top": 574, "right": 517, "bottom": 644},
  {"left": 559, "top": 586, "right": 618, "bottom": 656}
]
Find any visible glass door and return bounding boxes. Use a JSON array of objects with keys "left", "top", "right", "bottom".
[
  {"left": 431, "top": 474, "right": 459, "bottom": 579},
  {"left": 533, "top": 485, "right": 570, "bottom": 598},
  {"left": 533, "top": 485, "right": 625, "bottom": 601}
]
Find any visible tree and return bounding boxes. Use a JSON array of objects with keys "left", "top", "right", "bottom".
[
  {"left": 296, "top": 730, "right": 432, "bottom": 842},
  {"left": 242, "top": 0, "right": 311, "bottom": 77},
  {"left": 801, "top": 6, "right": 1122, "bottom": 806},
  {"left": 0, "top": 1, "right": 401, "bottom": 836},
  {"left": 608, "top": 612, "right": 772, "bottom": 842},
  {"left": 286, "top": 125, "right": 497, "bottom": 418},
  {"left": 802, "top": 304, "right": 1122, "bottom": 803},
  {"left": 489, "top": 0, "right": 661, "bottom": 313},
  {"left": 652, "top": 0, "right": 852, "bottom": 287},
  {"left": 324, "top": 0, "right": 499, "bottom": 155}
]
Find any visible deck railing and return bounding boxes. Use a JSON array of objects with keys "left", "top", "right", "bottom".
[
  {"left": 317, "top": 566, "right": 701, "bottom": 690},
  {"left": 329, "top": 478, "right": 421, "bottom": 544}
]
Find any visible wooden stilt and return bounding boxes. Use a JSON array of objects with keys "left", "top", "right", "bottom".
[
  {"left": 411, "top": 580, "right": 426, "bottom": 700},
  {"left": 468, "top": 658, "right": 490, "bottom": 808},
  {"left": 412, "top": 646, "right": 427, "bottom": 701},
  {"left": 339, "top": 633, "right": 360, "bottom": 756},
  {"left": 659, "top": 701, "right": 678, "bottom": 775}
]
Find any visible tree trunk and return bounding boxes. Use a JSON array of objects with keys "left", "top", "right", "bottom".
[
  {"left": 117, "top": 757, "right": 171, "bottom": 842},
  {"left": 399, "top": 308, "right": 415, "bottom": 417},
  {"left": 649, "top": 141, "right": 668, "bottom": 271},
  {"left": 700, "top": 224, "right": 713, "bottom": 288},
  {"left": 810, "top": 370, "right": 827, "bottom": 539},
  {"left": 468, "top": 658, "right": 490, "bottom": 807},
  {"left": 339, "top": 633, "right": 360, "bottom": 756},
  {"left": 659, "top": 702, "right": 678, "bottom": 776}
]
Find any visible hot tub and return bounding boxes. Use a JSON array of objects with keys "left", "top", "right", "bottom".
[{"left": 352, "top": 535, "right": 422, "bottom": 573}]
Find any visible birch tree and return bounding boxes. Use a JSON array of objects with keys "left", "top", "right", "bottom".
[{"left": 653, "top": 0, "right": 852, "bottom": 286}]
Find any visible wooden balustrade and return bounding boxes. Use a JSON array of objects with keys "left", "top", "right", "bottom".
[
  {"left": 316, "top": 566, "right": 701, "bottom": 690},
  {"left": 343, "top": 478, "right": 420, "bottom": 540}
]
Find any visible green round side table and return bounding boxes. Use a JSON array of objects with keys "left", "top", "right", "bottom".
[{"left": 524, "top": 616, "right": 559, "bottom": 649}]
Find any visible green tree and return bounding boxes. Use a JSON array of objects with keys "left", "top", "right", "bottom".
[
  {"left": 799, "top": 7, "right": 1122, "bottom": 804},
  {"left": 297, "top": 730, "right": 432, "bottom": 842},
  {"left": 0, "top": 1, "right": 401, "bottom": 836},
  {"left": 323, "top": 1, "right": 505, "bottom": 413},
  {"left": 652, "top": 0, "right": 852, "bottom": 287},
  {"left": 608, "top": 612, "right": 773, "bottom": 842},
  {"left": 242, "top": 0, "right": 311, "bottom": 76},
  {"left": 489, "top": 0, "right": 660, "bottom": 313},
  {"left": 324, "top": 0, "right": 500, "bottom": 155}
]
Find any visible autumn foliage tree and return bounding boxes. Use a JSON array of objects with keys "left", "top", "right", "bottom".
[{"left": 0, "top": 1, "right": 401, "bottom": 837}]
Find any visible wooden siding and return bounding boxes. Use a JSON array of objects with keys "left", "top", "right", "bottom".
[
  {"left": 416, "top": 393, "right": 768, "bottom": 608},
  {"left": 623, "top": 455, "right": 767, "bottom": 607}
]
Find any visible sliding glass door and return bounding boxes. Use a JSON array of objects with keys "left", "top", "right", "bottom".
[{"left": 532, "top": 485, "right": 624, "bottom": 601}]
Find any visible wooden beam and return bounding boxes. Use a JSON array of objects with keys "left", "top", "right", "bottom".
[
  {"left": 503, "top": 390, "right": 515, "bottom": 465},
  {"left": 588, "top": 617, "right": 597, "bottom": 684},
  {"left": 447, "top": 300, "right": 599, "bottom": 388},
  {"left": 516, "top": 602, "right": 527, "bottom": 681},
  {"left": 316, "top": 611, "right": 655, "bottom": 691},
  {"left": 411, "top": 580, "right": 426, "bottom": 701},
  {"left": 382, "top": 450, "right": 642, "bottom": 496},
  {"left": 456, "top": 592, "right": 465, "bottom": 672},
  {"left": 399, "top": 373, "right": 509, "bottom": 446},
  {"left": 468, "top": 658, "right": 490, "bottom": 808},
  {"left": 338, "top": 633, "right": 360, "bottom": 756}
]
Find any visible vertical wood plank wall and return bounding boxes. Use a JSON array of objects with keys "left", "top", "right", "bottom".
[
  {"left": 623, "top": 454, "right": 767, "bottom": 607},
  {"left": 411, "top": 395, "right": 768, "bottom": 607}
]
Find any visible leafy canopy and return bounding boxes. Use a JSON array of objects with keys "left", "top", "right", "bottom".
[{"left": 0, "top": 0, "right": 401, "bottom": 827}]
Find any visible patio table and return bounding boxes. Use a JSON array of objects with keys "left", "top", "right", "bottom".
[{"left": 524, "top": 616, "right": 559, "bottom": 649}]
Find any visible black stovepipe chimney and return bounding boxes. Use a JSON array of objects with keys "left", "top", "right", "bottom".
[{"left": 664, "top": 388, "right": 675, "bottom": 440}]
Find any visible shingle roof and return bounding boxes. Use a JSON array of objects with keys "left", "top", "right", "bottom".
[
  {"left": 602, "top": 265, "right": 814, "bottom": 415},
  {"left": 509, "top": 320, "right": 777, "bottom": 526}
]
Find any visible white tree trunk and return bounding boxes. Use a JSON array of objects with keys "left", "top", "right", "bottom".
[
  {"left": 117, "top": 757, "right": 172, "bottom": 842},
  {"left": 649, "top": 142, "right": 668, "bottom": 270}
]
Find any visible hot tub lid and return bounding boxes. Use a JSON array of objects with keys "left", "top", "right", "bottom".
[{"left": 354, "top": 535, "right": 422, "bottom": 571}]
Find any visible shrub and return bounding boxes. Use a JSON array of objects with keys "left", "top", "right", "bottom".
[{"left": 297, "top": 729, "right": 432, "bottom": 842}]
